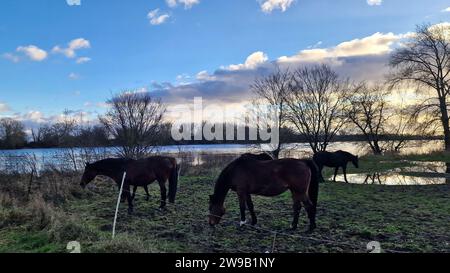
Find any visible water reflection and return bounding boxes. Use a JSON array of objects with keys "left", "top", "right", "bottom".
[
  {"left": 393, "top": 161, "right": 449, "bottom": 173},
  {"left": 336, "top": 172, "right": 450, "bottom": 185}
]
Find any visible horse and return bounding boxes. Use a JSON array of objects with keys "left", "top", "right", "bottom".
[
  {"left": 240, "top": 152, "right": 274, "bottom": 161},
  {"left": 312, "top": 150, "right": 359, "bottom": 183},
  {"left": 80, "top": 156, "right": 179, "bottom": 214},
  {"left": 208, "top": 155, "right": 319, "bottom": 232}
]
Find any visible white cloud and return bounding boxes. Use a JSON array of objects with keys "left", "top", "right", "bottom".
[
  {"left": 0, "top": 102, "right": 11, "bottom": 113},
  {"left": 442, "top": 7, "right": 450, "bottom": 12},
  {"left": 66, "top": 0, "right": 81, "bottom": 6},
  {"left": 225, "top": 51, "right": 269, "bottom": 71},
  {"left": 367, "top": 0, "right": 382, "bottom": 6},
  {"left": 196, "top": 70, "right": 215, "bottom": 81},
  {"left": 23, "top": 111, "right": 44, "bottom": 122},
  {"left": 277, "top": 32, "right": 407, "bottom": 63},
  {"left": 176, "top": 73, "right": 193, "bottom": 85},
  {"left": 260, "top": 0, "right": 294, "bottom": 13},
  {"left": 76, "top": 57, "right": 91, "bottom": 64},
  {"left": 52, "top": 38, "right": 91, "bottom": 58},
  {"left": 16, "top": 45, "right": 48, "bottom": 61},
  {"left": 69, "top": 72, "right": 80, "bottom": 80},
  {"left": 2, "top": 53, "right": 20, "bottom": 63},
  {"left": 147, "top": 9, "right": 170, "bottom": 25},
  {"left": 150, "top": 26, "right": 434, "bottom": 105},
  {"left": 166, "top": 0, "right": 200, "bottom": 9}
]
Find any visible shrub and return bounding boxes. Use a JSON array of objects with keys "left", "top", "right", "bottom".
[{"left": 49, "top": 214, "right": 99, "bottom": 243}]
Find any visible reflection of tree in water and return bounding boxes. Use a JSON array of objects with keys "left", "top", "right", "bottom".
[
  {"left": 344, "top": 172, "right": 446, "bottom": 185},
  {"left": 363, "top": 173, "right": 382, "bottom": 184}
]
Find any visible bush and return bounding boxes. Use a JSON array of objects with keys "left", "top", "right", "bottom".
[
  {"left": 27, "top": 195, "right": 56, "bottom": 230},
  {"left": 0, "top": 208, "right": 29, "bottom": 228},
  {"left": 49, "top": 215, "right": 99, "bottom": 243}
]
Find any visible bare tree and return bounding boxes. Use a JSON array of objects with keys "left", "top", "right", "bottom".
[
  {"left": 346, "top": 83, "right": 387, "bottom": 154},
  {"left": 285, "top": 64, "right": 350, "bottom": 153},
  {"left": 99, "top": 91, "right": 166, "bottom": 159},
  {"left": 0, "top": 118, "right": 27, "bottom": 149},
  {"left": 251, "top": 69, "right": 291, "bottom": 158},
  {"left": 389, "top": 23, "right": 450, "bottom": 151},
  {"left": 346, "top": 83, "right": 412, "bottom": 154}
]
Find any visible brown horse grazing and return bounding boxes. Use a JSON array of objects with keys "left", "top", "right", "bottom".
[
  {"left": 208, "top": 155, "right": 319, "bottom": 232},
  {"left": 80, "top": 156, "right": 179, "bottom": 214}
]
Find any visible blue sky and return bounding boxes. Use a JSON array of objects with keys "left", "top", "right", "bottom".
[{"left": 0, "top": 0, "right": 449, "bottom": 126}]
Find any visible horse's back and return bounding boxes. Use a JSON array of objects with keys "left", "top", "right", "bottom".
[
  {"left": 313, "top": 152, "right": 336, "bottom": 167},
  {"left": 230, "top": 158, "right": 311, "bottom": 196}
]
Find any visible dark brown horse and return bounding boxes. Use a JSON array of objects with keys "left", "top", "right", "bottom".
[
  {"left": 240, "top": 152, "right": 274, "bottom": 161},
  {"left": 80, "top": 156, "right": 179, "bottom": 213},
  {"left": 208, "top": 155, "right": 319, "bottom": 231},
  {"left": 313, "top": 150, "right": 359, "bottom": 183}
]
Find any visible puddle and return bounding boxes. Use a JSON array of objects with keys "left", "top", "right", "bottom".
[
  {"left": 333, "top": 173, "right": 448, "bottom": 185},
  {"left": 393, "top": 161, "right": 450, "bottom": 174},
  {"left": 332, "top": 161, "right": 450, "bottom": 185}
]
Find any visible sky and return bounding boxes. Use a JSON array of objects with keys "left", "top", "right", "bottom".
[{"left": 0, "top": 0, "right": 449, "bottom": 128}]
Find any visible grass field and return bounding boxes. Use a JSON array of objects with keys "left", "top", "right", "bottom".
[{"left": 0, "top": 152, "right": 449, "bottom": 253}]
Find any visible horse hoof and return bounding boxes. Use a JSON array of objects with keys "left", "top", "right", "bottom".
[
  {"left": 127, "top": 209, "right": 134, "bottom": 215},
  {"left": 239, "top": 220, "right": 247, "bottom": 227},
  {"left": 306, "top": 225, "right": 316, "bottom": 233},
  {"left": 305, "top": 228, "right": 314, "bottom": 234}
]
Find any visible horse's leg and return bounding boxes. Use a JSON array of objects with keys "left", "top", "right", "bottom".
[
  {"left": 302, "top": 198, "right": 317, "bottom": 232},
  {"left": 333, "top": 167, "right": 339, "bottom": 182},
  {"left": 319, "top": 165, "right": 325, "bottom": 182},
  {"left": 144, "top": 185, "right": 150, "bottom": 201},
  {"left": 131, "top": 185, "right": 138, "bottom": 201},
  {"left": 120, "top": 191, "right": 126, "bottom": 203},
  {"left": 124, "top": 184, "right": 133, "bottom": 214},
  {"left": 238, "top": 193, "right": 247, "bottom": 226},
  {"left": 343, "top": 165, "right": 349, "bottom": 183},
  {"left": 246, "top": 194, "right": 257, "bottom": 226},
  {"left": 157, "top": 179, "right": 167, "bottom": 209},
  {"left": 291, "top": 193, "right": 302, "bottom": 230}
]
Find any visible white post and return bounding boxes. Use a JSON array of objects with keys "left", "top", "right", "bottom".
[{"left": 112, "top": 172, "right": 127, "bottom": 239}]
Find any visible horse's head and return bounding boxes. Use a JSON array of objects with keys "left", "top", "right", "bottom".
[
  {"left": 80, "top": 162, "right": 97, "bottom": 189},
  {"left": 208, "top": 194, "right": 225, "bottom": 226},
  {"left": 352, "top": 155, "right": 359, "bottom": 168}
]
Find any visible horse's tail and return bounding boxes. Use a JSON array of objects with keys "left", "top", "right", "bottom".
[
  {"left": 168, "top": 160, "right": 179, "bottom": 203},
  {"left": 304, "top": 160, "right": 319, "bottom": 208}
]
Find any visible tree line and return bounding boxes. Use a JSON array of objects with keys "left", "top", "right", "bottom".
[{"left": 0, "top": 23, "right": 448, "bottom": 159}]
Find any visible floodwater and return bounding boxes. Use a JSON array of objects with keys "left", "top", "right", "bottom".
[
  {"left": 333, "top": 161, "right": 450, "bottom": 185},
  {"left": 0, "top": 140, "right": 444, "bottom": 158},
  {"left": 0, "top": 140, "right": 447, "bottom": 186}
]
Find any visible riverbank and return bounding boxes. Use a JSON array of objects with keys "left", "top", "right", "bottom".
[{"left": 0, "top": 152, "right": 449, "bottom": 253}]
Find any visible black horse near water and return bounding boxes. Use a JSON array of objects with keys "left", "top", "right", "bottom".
[
  {"left": 80, "top": 156, "right": 179, "bottom": 213},
  {"left": 209, "top": 153, "right": 319, "bottom": 232},
  {"left": 313, "top": 150, "right": 359, "bottom": 183}
]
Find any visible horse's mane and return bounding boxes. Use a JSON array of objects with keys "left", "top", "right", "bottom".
[
  {"left": 240, "top": 153, "right": 274, "bottom": 161},
  {"left": 336, "top": 150, "right": 357, "bottom": 158},
  {"left": 89, "top": 158, "right": 134, "bottom": 172}
]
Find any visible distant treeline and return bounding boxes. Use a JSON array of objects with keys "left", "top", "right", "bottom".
[{"left": 0, "top": 117, "right": 441, "bottom": 150}]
